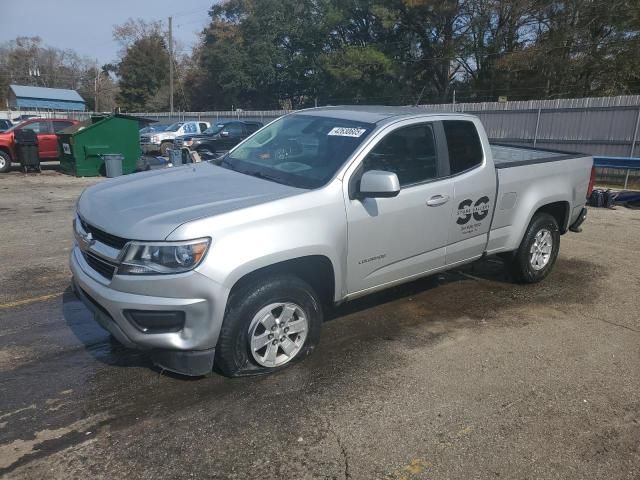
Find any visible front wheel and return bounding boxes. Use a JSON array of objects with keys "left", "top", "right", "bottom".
[
  {"left": 215, "top": 274, "right": 322, "bottom": 377},
  {"left": 159, "top": 141, "right": 172, "bottom": 156},
  {"left": 506, "top": 212, "right": 560, "bottom": 284},
  {"left": 0, "top": 151, "right": 11, "bottom": 173}
]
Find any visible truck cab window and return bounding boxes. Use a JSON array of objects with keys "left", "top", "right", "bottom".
[
  {"left": 226, "top": 123, "right": 243, "bottom": 136},
  {"left": 363, "top": 123, "right": 438, "bottom": 187},
  {"left": 443, "top": 120, "right": 483, "bottom": 174},
  {"left": 21, "top": 121, "right": 52, "bottom": 134}
]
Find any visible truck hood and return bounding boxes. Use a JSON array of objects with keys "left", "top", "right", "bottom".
[{"left": 77, "top": 162, "right": 304, "bottom": 241}]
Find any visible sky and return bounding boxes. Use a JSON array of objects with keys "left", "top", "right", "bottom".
[{"left": 0, "top": 0, "right": 216, "bottom": 64}]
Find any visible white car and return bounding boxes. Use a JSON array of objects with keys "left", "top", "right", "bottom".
[{"left": 140, "top": 121, "right": 210, "bottom": 156}]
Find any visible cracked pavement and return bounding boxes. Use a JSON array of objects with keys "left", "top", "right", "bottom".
[{"left": 0, "top": 170, "right": 639, "bottom": 479}]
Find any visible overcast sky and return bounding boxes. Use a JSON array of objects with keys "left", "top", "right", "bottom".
[{"left": 0, "top": 0, "right": 215, "bottom": 64}]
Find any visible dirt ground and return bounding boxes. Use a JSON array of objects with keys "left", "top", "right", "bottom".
[{"left": 0, "top": 169, "right": 638, "bottom": 479}]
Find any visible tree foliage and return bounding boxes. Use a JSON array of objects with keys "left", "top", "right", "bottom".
[
  {"left": 114, "top": 20, "right": 171, "bottom": 112},
  {"left": 186, "top": 0, "right": 640, "bottom": 109}
]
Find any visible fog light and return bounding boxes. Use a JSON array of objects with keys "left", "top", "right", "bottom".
[{"left": 124, "top": 310, "right": 185, "bottom": 333}]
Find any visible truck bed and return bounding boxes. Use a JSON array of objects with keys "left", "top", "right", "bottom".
[
  {"left": 486, "top": 143, "right": 592, "bottom": 254},
  {"left": 490, "top": 144, "right": 585, "bottom": 168}
]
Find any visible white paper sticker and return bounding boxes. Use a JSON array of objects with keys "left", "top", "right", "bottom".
[
  {"left": 62, "top": 143, "right": 71, "bottom": 154},
  {"left": 328, "top": 127, "right": 366, "bottom": 138}
]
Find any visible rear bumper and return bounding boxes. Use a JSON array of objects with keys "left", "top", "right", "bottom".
[{"left": 70, "top": 246, "right": 224, "bottom": 376}]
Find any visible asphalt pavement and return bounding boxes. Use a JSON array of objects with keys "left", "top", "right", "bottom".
[{"left": 0, "top": 170, "right": 638, "bottom": 479}]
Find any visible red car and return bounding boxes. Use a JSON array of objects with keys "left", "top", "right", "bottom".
[{"left": 0, "top": 117, "right": 80, "bottom": 173}]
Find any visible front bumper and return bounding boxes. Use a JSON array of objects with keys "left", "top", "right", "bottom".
[
  {"left": 141, "top": 143, "right": 161, "bottom": 154},
  {"left": 70, "top": 246, "right": 226, "bottom": 375}
]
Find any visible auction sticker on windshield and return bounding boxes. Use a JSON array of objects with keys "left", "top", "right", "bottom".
[{"left": 328, "top": 127, "right": 367, "bottom": 137}]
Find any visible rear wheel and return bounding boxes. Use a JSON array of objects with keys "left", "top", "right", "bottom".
[
  {"left": 215, "top": 274, "right": 322, "bottom": 377},
  {"left": 506, "top": 212, "right": 560, "bottom": 284},
  {"left": 0, "top": 151, "right": 11, "bottom": 173}
]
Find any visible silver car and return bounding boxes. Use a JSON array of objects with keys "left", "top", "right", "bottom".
[{"left": 71, "top": 107, "right": 592, "bottom": 377}]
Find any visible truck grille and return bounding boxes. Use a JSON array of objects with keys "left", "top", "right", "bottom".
[
  {"left": 140, "top": 136, "right": 150, "bottom": 144},
  {"left": 80, "top": 219, "right": 129, "bottom": 250},
  {"left": 84, "top": 252, "right": 117, "bottom": 280}
]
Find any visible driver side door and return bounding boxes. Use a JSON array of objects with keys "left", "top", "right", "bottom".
[{"left": 344, "top": 120, "right": 454, "bottom": 296}]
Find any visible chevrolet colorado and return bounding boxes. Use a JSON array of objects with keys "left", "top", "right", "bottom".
[{"left": 71, "top": 107, "right": 593, "bottom": 377}]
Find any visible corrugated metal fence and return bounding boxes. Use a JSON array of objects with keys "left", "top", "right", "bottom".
[
  {"left": 6, "top": 95, "right": 640, "bottom": 157},
  {"left": 4, "top": 95, "right": 640, "bottom": 187}
]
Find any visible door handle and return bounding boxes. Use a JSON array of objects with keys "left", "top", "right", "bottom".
[{"left": 426, "top": 194, "right": 450, "bottom": 206}]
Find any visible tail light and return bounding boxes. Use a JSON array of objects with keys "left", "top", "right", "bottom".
[{"left": 586, "top": 165, "right": 596, "bottom": 199}]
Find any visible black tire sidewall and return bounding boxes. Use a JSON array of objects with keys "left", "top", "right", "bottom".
[
  {"left": 0, "top": 151, "right": 11, "bottom": 173},
  {"left": 514, "top": 213, "right": 560, "bottom": 283},
  {"left": 160, "top": 142, "right": 172, "bottom": 156},
  {"left": 215, "top": 274, "right": 322, "bottom": 377}
]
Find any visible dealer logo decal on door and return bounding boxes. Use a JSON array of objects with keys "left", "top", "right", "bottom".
[{"left": 456, "top": 196, "right": 491, "bottom": 225}]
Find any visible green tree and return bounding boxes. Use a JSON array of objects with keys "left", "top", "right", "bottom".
[{"left": 116, "top": 33, "right": 170, "bottom": 111}]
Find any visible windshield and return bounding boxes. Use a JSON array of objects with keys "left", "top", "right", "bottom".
[
  {"left": 221, "top": 114, "right": 374, "bottom": 189},
  {"left": 5, "top": 120, "right": 29, "bottom": 133},
  {"left": 165, "top": 122, "right": 184, "bottom": 132},
  {"left": 204, "top": 123, "right": 226, "bottom": 135}
]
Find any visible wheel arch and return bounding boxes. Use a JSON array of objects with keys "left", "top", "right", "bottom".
[
  {"left": 534, "top": 201, "right": 571, "bottom": 234},
  {"left": 228, "top": 255, "right": 337, "bottom": 309},
  {"left": 0, "top": 145, "right": 13, "bottom": 161}
]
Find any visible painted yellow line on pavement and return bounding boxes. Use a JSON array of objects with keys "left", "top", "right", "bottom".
[{"left": 0, "top": 292, "right": 64, "bottom": 310}]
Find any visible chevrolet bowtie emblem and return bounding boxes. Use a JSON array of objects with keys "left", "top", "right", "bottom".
[{"left": 79, "top": 231, "right": 95, "bottom": 250}]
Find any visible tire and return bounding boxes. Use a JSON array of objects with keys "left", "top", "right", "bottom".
[
  {"left": 160, "top": 141, "right": 172, "bottom": 156},
  {"left": 506, "top": 212, "right": 560, "bottom": 284},
  {"left": 0, "top": 150, "right": 11, "bottom": 173},
  {"left": 215, "top": 274, "right": 322, "bottom": 377}
]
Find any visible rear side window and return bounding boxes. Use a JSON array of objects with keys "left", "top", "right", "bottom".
[
  {"left": 363, "top": 123, "right": 438, "bottom": 187},
  {"left": 21, "top": 121, "right": 52, "bottom": 134},
  {"left": 443, "top": 120, "right": 483, "bottom": 175},
  {"left": 53, "top": 121, "right": 74, "bottom": 133}
]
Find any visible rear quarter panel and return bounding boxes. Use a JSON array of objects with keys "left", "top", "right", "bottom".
[{"left": 486, "top": 156, "right": 592, "bottom": 253}]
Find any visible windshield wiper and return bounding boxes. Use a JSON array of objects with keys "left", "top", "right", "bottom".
[
  {"left": 246, "top": 170, "right": 286, "bottom": 184},
  {"left": 215, "top": 154, "right": 235, "bottom": 170}
]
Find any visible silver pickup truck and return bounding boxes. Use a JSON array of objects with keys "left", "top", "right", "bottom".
[{"left": 71, "top": 107, "right": 593, "bottom": 377}]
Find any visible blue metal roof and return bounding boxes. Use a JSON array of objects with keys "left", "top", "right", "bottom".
[
  {"left": 10, "top": 85, "right": 85, "bottom": 102},
  {"left": 9, "top": 85, "right": 85, "bottom": 110}
]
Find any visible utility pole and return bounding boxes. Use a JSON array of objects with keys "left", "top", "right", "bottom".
[
  {"left": 94, "top": 59, "right": 99, "bottom": 113},
  {"left": 168, "top": 16, "right": 174, "bottom": 116}
]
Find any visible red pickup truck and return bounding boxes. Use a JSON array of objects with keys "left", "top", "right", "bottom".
[{"left": 0, "top": 118, "right": 80, "bottom": 173}]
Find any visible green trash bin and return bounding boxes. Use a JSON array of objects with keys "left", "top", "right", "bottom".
[{"left": 58, "top": 114, "right": 146, "bottom": 177}]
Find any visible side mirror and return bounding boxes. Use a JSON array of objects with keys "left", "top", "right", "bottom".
[
  {"left": 359, "top": 170, "right": 400, "bottom": 198},
  {"left": 220, "top": 131, "right": 230, "bottom": 137}
]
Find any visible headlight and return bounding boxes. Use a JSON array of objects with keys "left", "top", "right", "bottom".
[
  {"left": 151, "top": 135, "right": 160, "bottom": 143},
  {"left": 118, "top": 238, "right": 210, "bottom": 275}
]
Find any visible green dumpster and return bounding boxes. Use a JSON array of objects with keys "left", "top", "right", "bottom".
[{"left": 58, "top": 114, "right": 144, "bottom": 177}]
